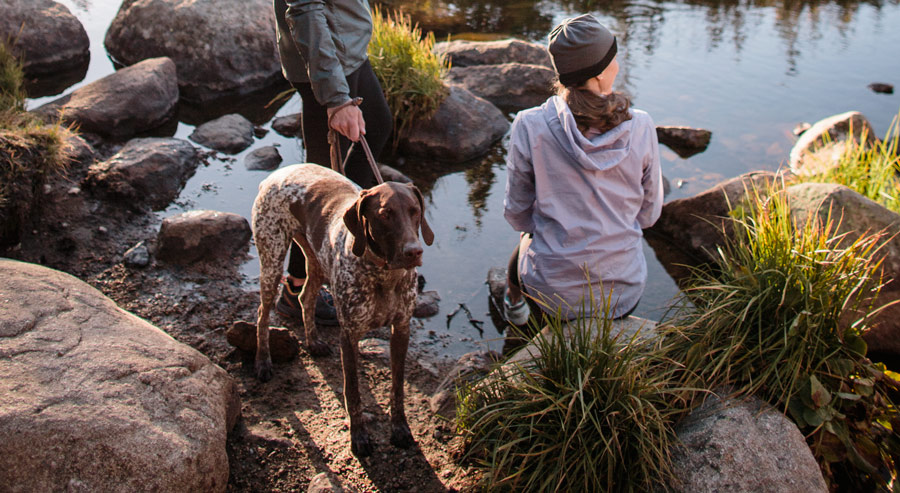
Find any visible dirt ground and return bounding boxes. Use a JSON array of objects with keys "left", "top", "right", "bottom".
[{"left": 5, "top": 147, "right": 480, "bottom": 492}]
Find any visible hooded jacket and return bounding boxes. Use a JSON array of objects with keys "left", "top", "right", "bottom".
[
  {"left": 274, "top": 0, "right": 372, "bottom": 107},
  {"left": 504, "top": 95, "right": 663, "bottom": 319}
]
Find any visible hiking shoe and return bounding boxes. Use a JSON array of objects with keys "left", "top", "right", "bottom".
[
  {"left": 275, "top": 278, "right": 340, "bottom": 326},
  {"left": 503, "top": 295, "right": 531, "bottom": 326}
]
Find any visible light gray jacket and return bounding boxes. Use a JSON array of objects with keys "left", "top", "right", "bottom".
[
  {"left": 274, "top": 0, "right": 372, "bottom": 107},
  {"left": 504, "top": 96, "right": 663, "bottom": 319}
]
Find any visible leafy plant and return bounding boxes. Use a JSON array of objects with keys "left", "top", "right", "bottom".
[
  {"left": 457, "top": 292, "right": 688, "bottom": 492},
  {"left": 0, "top": 39, "right": 25, "bottom": 113},
  {"left": 659, "top": 183, "right": 900, "bottom": 490},
  {"left": 368, "top": 6, "right": 448, "bottom": 152}
]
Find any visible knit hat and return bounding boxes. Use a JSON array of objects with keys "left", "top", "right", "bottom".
[{"left": 548, "top": 14, "right": 617, "bottom": 87}]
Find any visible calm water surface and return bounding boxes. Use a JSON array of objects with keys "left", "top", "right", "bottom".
[{"left": 30, "top": 0, "right": 900, "bottom": 360}]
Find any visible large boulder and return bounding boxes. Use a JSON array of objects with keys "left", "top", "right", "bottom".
[
  {"left": 789, "top": 111, "right": 877, "bottom": 175},
  {"left": 445, "top": 63, "right": 555, "bottom": 112},
  {"left": 35, "top": 57, "right": 179, "bottom": 138},
  {"left": 429, "top": 351, "right": 500, "bottom": 420},
  {"left": 104, "top": 0, "right": 282, "bottom": 102},
  {"left": 84, "top": 137, "right": 200, "bottom": 210},
  {"left": 0, "top": 0, "right": 89, "bottom": 76},
  {"left": 0, "top": 259, "right": 240, "bottom": 492},
  {"left": 156, "top": 210, "right": 252, "bottom": 264},
  {"left": 671, "top": 392, "right": 827, "bottom": 493},
  {"left": 434, "top": 39, "right": 552, "bottom": 68},
  {"left": 786, "top": 182, "right": 900, "bottom": 361},
  {"left": 400, "top": 85, "right": 509, "bottom": 163},
  {"left": 189, "top": 113, "right": 255, "bottom": 154}
]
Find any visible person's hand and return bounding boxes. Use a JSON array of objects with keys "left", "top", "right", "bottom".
[{"left": 327, "top": 104, "right": 366, "bottom": 142}]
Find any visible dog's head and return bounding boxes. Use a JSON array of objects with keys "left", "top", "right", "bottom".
[{"left": 342, "top": 182, "right": 434, "bottom": 269}]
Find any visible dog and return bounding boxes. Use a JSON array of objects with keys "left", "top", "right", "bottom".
[{"left": 251, "top": 163, "right": 434, "bottom": 456}]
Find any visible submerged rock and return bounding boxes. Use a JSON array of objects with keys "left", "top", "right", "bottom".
[
  {"left": 272, "top": 113, "right": 302, "bottom": 137},
  {"left": 671, "top": 392, "right": 827, "bottom": 493},
  {"left": 244, "top": 145, "right": 282, "bottom": 171},
  {"left": 656, "top": 126, "right": 713, "bottom": 158},
  {"left": 156, "top": 210, "right": 251, "bottom": 264},
  {"left": 35, "top": 57, "right": 179, "bottom": 139},
  {"left": 789, "top": 111, "right": 876, "bottom": 175},
  {"left": 189, "top": 114, "right": 255, "bottom": 154},
  {"left": 868, "top": 82, "right": 894, "bottom": 94},
  {"left": 446, "top": 63, "right": 556, "bottom": 112},
  {"left": 105, "top": 0, "right": 282, "bottom": 102},
  {"left": 0, "top": 0, "right": 89, "bottom": 76},
  {"left": 414, "top": 290, "right": 441, "bottom": 318},
  {"left": 85, "top": 137, "right": 200, "bottom": 211},
  {"left": 434, "top": 39, "right": 552, "bottom": 68},
  {"left": 0, "top": 259, "right": 240, "bottom": 492},
  {"left": 400, "top": 85, "right": 509, "bottom": 163}
]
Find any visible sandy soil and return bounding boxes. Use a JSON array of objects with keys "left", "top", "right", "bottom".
[{"left": 5, "top": 150, "right": 480, "bottom": 492}]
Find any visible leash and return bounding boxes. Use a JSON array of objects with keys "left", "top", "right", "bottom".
[{"left": 327, "top": 97, "right": 384, "bottom": 185}]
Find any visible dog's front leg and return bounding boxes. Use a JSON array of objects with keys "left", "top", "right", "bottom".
[
  {"left": 389, "top": 320, "right": 414, "bottom": 448},
  {"left": 339, "top": 330, "right": 372, "bottom": 457}
]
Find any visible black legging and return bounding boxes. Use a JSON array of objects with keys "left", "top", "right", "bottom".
[{"left": 287, "top": 59, "right": 392, "bottom": 278}]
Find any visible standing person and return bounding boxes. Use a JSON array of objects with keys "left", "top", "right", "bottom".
[
  {"left": 273, "top": 0, "right": 393, "bottom": 324},
  {"left": 502, "top": 14, "right": 664, "bottom": 328}
]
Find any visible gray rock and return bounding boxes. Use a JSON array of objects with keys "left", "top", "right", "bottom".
[
  {"left": 868, "top": 82, "right": 894, "bottom": 94},
  {"left": 84, "top": 137, "right": 200, "bottom": 210},
  {"left": 123, "top": 241, "right": 150, "bottom": 268},
  {"left": 272, "top": 113, "right": 302, "bottom": 137},
  {"left": 429, "top": 351, "right": 500, "bottom": 420},
  {"left": 0, "top": 259, "right": 240, "bottom": 492},
  {"left": 486, "top": 266, "right": 507, "bottom": 303},
  {"left": 104, "top": 0, "right": 282, "bottom": 102},
  {"left": 400, "top": 85, "right": 509, "bottom": 163},
  {"left": 656, "top": 126, "right": 712, "bottom": 158},
  {"left": 671, "top": 392, "right": 827, "bottom": 493},
  {"left": 307, "top": 472, "right": 344, "bottom": 493},
  {"left": 189, "top": 114, "right": 255, "bottom": 154},
  {"left": 65, "top": 134, "right": 95, "bottom": 166},
  {"left": 789, "top": 111, "right": 876, "bottom": 175},
  {"left": 35, "top": 58, "right": 179, "bottom": 138},
  {"left": 414, "top": 290, "right": 441, "bottom": 318},
  {"left": 446, "top": 63, "right": 556, "bottom": 112},
  {"left": 244, "top": 145, "right": 282, "bottom": 171},
  {"left": 156, "top": 210, "right": 251, "bottom": 264},
  {"left": 0, "top": 0, "right": 89, "bottom": 76},
  {"left": 378, "top": 164, "right": 412, "bottom": 184},
  {"left": 434, "top": 39, "right": 552, "bottom": 68}
]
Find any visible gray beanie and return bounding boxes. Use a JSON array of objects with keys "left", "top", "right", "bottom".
[{"left": 548, "top": 14, "right": 617, "bottom": 87}]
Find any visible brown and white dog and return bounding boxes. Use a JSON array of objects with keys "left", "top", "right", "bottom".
[{"left": 251, "top": 163, "right": 433, "bottom": 456}]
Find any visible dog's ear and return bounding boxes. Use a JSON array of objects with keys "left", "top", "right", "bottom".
[
  {"left": 408, "top": 183, "right": 434, "bottom": 246},
  {"left": 343, "top": 190, "right": 372, "bottom": 257}
]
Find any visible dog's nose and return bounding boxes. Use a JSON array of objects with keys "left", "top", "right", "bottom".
[{"left": 403, "top": 245, "right": 423, "bottom": 265}]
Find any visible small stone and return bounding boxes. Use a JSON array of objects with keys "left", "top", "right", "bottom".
[
  {"left": 67, "top": 186, "right": 81, "bottom": 195},
  {"left": 188, "top": 114, "right": 255, "bottom": 154},
  {"left": 226, "top": 321, "right": 298, "bottom": 363},
  {"left": 656, "top": 126, "right": 712, "bottom": 158},
  {"left": 413, "top": 290, "right": 441, "bottom": 318},
  {"left": 123, "top": 241, "right": 150, "bottom": 268},
  {"left": 60, "top": 222, "right": 69, "bottom": 229},
  {"left": 97, "top": 226, "right": 108, "bottom": 234},
  {"left": 868, "top": 82, "right": 894, "bottom": 94},
  {"left": 271, "top": 113, "right": 302, "bottom": 137},
  {"left": 43, "top": 184, "right": 52, "bottom": 194},
  {"left": 253, "top": 126, "right": 269, "bottom": 138},
  {"left": 676, "top": 179, "right": 685, "bottom": 188},
  {"left": 244, "top": 146, "right": 282, "bottom": 171}
]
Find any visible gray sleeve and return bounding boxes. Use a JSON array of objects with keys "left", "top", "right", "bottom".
[
  {"left": 637, "top": 115, "right": 663, "bottom": 229},
  {"left": 504, "top": 117, "right": 536, "bottom": 234},
  {"left": 284, "top": 0, "right": 351, "bottom": 107}
]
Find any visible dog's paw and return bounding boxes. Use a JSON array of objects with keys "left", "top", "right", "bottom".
[
  {"left": 350, "top": 430, "right": 374, "bottom": 457},
  {"left": 390, "top": 421, "right": 415, "bottom": 449},
  {"left": 255, "top": 359, "right": 274, "bottom": 382},
  {"left": 307, "top": 340, "right": 331, "bottom": 358}
]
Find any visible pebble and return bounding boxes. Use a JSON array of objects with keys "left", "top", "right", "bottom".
[
  {"left": 97, "top": 226, "right": 108, "bottom": 234},
  {"left": 60, "top": 222, "right": 69, "bottom": 228},
  {"left": 676, "top": 179, "right": 685, "bottom": 188},
  {"left": 43, "top": 184, "right": 52, "bottom": 194},
  {"left": 123, "top": 241, "right": 151, "bottom": 268},
  {"left": 68, "top": 187, "right": 81, "bottom": 195}
]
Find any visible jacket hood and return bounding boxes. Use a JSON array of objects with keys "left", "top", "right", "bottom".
[{"left": 542, "top": 95, "right": 633, "bottom": 172}]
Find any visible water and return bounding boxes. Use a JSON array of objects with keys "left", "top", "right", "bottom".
[{"left": 27, "top": 0, "right": 900, "bottom": 360}]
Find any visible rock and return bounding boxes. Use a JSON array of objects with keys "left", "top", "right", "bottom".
[
  {"left": 656, "top": 126, "right": 713, "bottom": 158},
  {"left": 414, "top": 290, "right": 441, "bottom": 318},
  {"left": 358, "top": 338, "right": 390, "bottom": 359},
  {"left": 123, "top": 241, "right": 151, "bottom": 268},
  {"left": 156, "top": 210, "right": 251, "bottom": 264},
  {"left": 307, "top": 472, "right": 344, "bottom": 493},
  {"left": 785, "top": 182, "right": 900, "bottom": 361},
  {"left": 434, "top": 39, "right": 552, "bottom": 68},
  {"left": 378, "top": 164, "right": 412, "bottom": 184},
  {"left": 789, "top": 111, "right": 877, "bottom": 175},
  {"left": 272, "top": 113, "right": 302, "bottom": 137},
  {"left": 84, "top": 137, "right": 200, "bottom": 210},
  {"left": 253, "top": 126, "right": 269, "bottom": 138},
  {"left": 226, "top": 321, "right": 298, "bottom": 363},
  {"left": 65, "top": 134, "right": 95, "bottom": 166},
  {"left": 486, "top": 266, "right": 507, "bottom": 302},
  {"left": 0, "top": 0, "right": 89, "bottom": 76},
  {"left": 429, "top": 351, "right": 500, "bottom": 420},
  {"left": 104, "top": 0, "right": 282, "bottom": 102},
  {"left": 0, "top": 259, "right": 240, "bottom": 492},
  {"left": 400, "top": 85, "right": 509, "bottom": 163},
  {"left": 868, "top": 82, "right": 894, "bottom": 94},
  {"left": 671, "top": 392, "right": 827, "bottom": 493},
  {"left": 244, "top": 146, "right": 282, "bottom": 171},
  {"left": 34, "top": 58, "right": 179, "bottom": 139},
  {"left": 793, "top": 122, "right": 812, "bottom": 136},
  {"left": 189, "top": 114, "right": 255, "bottom": 154},
  {"left": 446, "top": 63, "right": 556, "bottom": 112}
]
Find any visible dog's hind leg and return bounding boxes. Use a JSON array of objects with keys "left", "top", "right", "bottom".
[
  {"left": 292, "top": 235, "right": 331, "bottom": 357},
  {"left": 252, "top": 213, "right": 292, "bottom": 382},
  {"left": 389, "top": 320, "right": 414, "bottom": 448}
]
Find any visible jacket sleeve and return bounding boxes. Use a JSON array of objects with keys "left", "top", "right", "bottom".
[
  {"left": 284, "top": 0, "right": 351, "bottom": 107},
  {"left": 637, "top": 115, "right": 663, "bottom": 229},
  {"left": 504, "top": 116, "right": 536, "bottom": 234}
]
